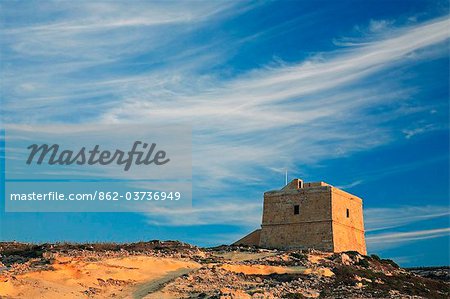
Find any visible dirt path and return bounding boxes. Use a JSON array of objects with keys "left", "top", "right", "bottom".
[{"left": 132, "top": 267, "right": 197, "bottom": 299}]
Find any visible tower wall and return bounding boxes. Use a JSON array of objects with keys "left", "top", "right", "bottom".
[
  {"left": 259, "top": 186, "right": 334, "bottom": 251},
  {"left": 330, "top": 187, "right": 367, "bottom": 254}
]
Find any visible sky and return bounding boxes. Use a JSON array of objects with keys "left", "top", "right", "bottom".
[{"left": 0, "top": 1, "right": 449, "bottom": 267}]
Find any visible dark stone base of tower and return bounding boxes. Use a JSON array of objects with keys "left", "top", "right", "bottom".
[{"left": 234, "top": 179, "right": 367, "bottom": 255}]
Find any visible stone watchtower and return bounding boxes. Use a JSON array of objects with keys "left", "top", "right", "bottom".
[{"left": 234, "top": 179, "right": 367, "bottom": 255}]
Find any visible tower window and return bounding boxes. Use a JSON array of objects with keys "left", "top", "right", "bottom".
[
  {"left": 294, "top": 205, "right": 300, "bottom": 215},
  {"left": 346, "top": 209, "right": 350, "bottom": 218}
]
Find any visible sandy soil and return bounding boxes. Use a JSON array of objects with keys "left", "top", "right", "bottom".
[
  {"left": 210, "top": 251, "right": 277, "bottom": 262},
  {"left": 2, "top": 243, "right": 446, "bottom": 299},
  {"left": 220, "top": 263, "right": 306, "bottom": 275},
  {"left": 0, "top": 256, "right": 200, "bottom": 299},
  {"left": 307, "top": 252, "right": 333, "bottom": 264}
]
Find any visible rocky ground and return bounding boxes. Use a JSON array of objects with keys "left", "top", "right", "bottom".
[
  {"left": 0, "top": 241, "right": 448, "bottom": 299},
  {"left": 406, "top": 267, "right": 450, "bottom": 282}
]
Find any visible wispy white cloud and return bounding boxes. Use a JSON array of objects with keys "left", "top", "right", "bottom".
[
  {"left": 365, "top": 205, "right": 450, "bottom": 251},
  {"left": 336, "top": 180, "right": 364, "bottom": 189},
  {"left": 365, "top": 205, "right": 450, "bottom": 232},
  {"left": 368, "top": 19, "right": 395, "bottom": 33},
  {"left": 367, "top": 228, "right": 450, "bottom": 251},
  {"left": 402, "top": 123, "right": 440, "bottom": 139}
]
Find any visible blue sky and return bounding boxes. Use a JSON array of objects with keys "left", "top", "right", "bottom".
[{"left": 0, "top": 1, "right": 449, "bottom": 267}]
